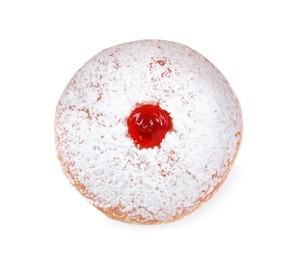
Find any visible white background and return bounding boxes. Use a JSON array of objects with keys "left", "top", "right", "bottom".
[{"left": 1, "top": 0, "right": 288, "bottom": 259}]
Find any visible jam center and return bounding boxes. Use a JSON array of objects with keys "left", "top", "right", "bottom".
[{"left": 127, "top": 104, "right": 173, "bottom": 149}]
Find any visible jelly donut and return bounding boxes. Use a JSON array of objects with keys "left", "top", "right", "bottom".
[{"left": 55, "top": 40, "right": 243, "bottom": 224}]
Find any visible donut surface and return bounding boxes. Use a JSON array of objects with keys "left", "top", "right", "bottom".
[{"left": 55, "top": 40, "right": 243, "bottom": 224}]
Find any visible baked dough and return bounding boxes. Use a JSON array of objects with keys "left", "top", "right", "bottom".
[{"left": 55, "top": 40, "right": 243, "bottom": 224}]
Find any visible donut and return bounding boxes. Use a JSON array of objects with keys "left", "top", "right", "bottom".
[{"left": 55, "top": 40, "right": 243, "bottom": 224}]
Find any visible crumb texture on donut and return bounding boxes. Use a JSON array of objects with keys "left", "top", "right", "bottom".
[{"left": 55, "top": 40, "right": 243, "bottom": 224}]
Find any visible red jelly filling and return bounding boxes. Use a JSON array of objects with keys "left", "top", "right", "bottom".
[{"left": 127, "top": 104, "right": 173, "bottom": 149}]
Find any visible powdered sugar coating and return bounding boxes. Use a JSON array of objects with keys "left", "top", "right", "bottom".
[{"left": 55, "top": 40, "right": 243, "bottom": 223}]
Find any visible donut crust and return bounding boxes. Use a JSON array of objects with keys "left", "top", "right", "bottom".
[{"left": 55, "top": 40, "right": 243, "bottom": 224}]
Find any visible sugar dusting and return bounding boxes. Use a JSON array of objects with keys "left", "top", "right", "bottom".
[{"left": 55, "top": 40, "right": 243, "bottom": 223}]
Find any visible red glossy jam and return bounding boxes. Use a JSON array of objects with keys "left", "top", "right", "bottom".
[{"left": 127, "top": 104, "right": 173, "bottom": 149}]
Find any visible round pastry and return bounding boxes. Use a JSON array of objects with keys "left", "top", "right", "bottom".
[{"left": 55, "top": 40, "right": 243, "bottom": 224}]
